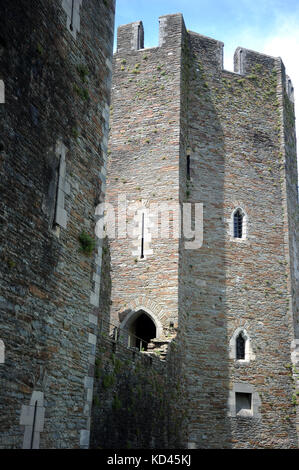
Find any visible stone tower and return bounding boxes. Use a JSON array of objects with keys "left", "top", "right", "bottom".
[
  {"left": 105, "top": 13, "right": 299, "bottom": 448},
  {"left": 0, "top": 0, "right": 115, "bottom": 449}
]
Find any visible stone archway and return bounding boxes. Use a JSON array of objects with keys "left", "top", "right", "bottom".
[
  {"left": 120, "top": 306, "right": 163, "bottom": 350},
  {"left": 129, "top": 310, "right": 156, "bottom": 350}
]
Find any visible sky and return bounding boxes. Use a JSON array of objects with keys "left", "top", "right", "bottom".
[{"left": 114, "top": 0, "right": 299, "bottom": 154}]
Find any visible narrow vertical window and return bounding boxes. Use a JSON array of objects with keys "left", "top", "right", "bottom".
[
  {"left": 30, "top": 401, "right": 38, "bottom": 449},
  {"left": 239, "top": 49, "right": 244, "bottom": 74},
  {"left": 20, "top": 391, "right": 45, "bottom": 449},
  {"left": 137, "top": 25, "right": 141, "bottom": 50},
  {"left": 135, "top": 23, "right": 144, "bottom": 50},
  {"left": 187, "top": 155, "right": 190, "bottom": 180},
  {"left": 0, "top": 339, "right": 4, "bottom": 363},
  {"left": 70, "top": 0, "right": 75, "bottom": 31},
  {"left": 140, "top": 213, "right": 145, "bottom": 259},
  {"left": 62, "top": 0, "right": 82, "bottom": 39},
  {"left": 52, "top": 142, "right": 69, "bottom": 231},
  {"left": 53, "top": 157, "right": 60, "bottom": 228},
  {"left": 0, "top": 80, "right": 4, "bottom": 104},
  {"left": 236, "top": 332, "right": 245, "bottom": 360},
  {"left": 233, "top": 209, "right": 243, "bottom": 238},
  {"left": 229, "top": 328, "right": 254, "bottom": 363}
]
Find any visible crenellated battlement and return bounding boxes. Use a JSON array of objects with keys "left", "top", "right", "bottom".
[
  {"left": 116, "top": 14, "right": 295, "bottom": 103},
  {"left": 116, "top": 21, "right": 144, "bottom": 53},
  {"left": 116, "top": 13, "right": 186, "bottom": 53},
  {"left": 189, "top": 27, "right": 294, "bottom": 100},
  {"left": 233, "top": 47, "right": 294, "bottom": 101},
  {"left": 2, "top": 0, "right": 299, "bottom": 451},
  {"left": 108, "top": 11, "right": 298, "bottom": 450},
  {"left": 189, "top": 30, "right": 286, "bottom": 80},
  {"left": 233, "top": 46, "right": 277, "bottom": 75}
]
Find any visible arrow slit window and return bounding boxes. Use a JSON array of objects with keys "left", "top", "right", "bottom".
[{"left": 234, "top": 209, "right": 243, "bottom": 238}]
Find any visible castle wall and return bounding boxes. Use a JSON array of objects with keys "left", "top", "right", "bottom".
[
  {"left": 90, "top": 334, "right": 186, "bottom": 449},
  {"left": 106, "top": 14, "right": 185, "bottom": 335},
  {"left": 0, "top": 0, "right": 115, "bottom": 449},
  {"left": 279, "top": 60, "right": 299, "bottom": 442},
  {"left": 2, "top": 3, "right": 297, "bottom": 450},
  {"left": 97, "top": 14, "right": 190, "bottom": 449},
  {"left": 183, "top": 29, "right": 299, "bottom": 448},
  {"left": 105, "top": 13, "right": 298, "bottom": 449}
]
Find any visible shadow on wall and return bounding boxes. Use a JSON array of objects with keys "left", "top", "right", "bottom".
[
  {"left": 91, "top": 241, "right": 187, "bottom": 447},
  {"left": 178, "top": 29, "right": 232, "bottom": 448}
]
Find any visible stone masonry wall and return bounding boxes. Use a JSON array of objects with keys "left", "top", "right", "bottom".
[
  {"left": 99, "top": 14, "right": 190, "bottom": 448},
  {"left": 183, "top": 29, "right": 299, "bottom": 447},
  {"left": 90, "top": 333, "right": 186, "bottom": 449},
  {"left": 3, "top": 3, "right": 297, "bottom": 450},
  {"left": 104, "top": 13, "right": 299, "bottom": 449},
  {"left": 90, "top": 222, "right": 188, "bottom": 449},
  {"left": 279, "top": 61, "right": 299, "bottom": 439},
  {"left": 106, "top": 15, "right": 184, "bottom": 336},
  {"left": 0, "top": 0, "right": 115, "bottom": 449}
]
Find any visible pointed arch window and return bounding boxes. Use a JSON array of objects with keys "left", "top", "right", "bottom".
[
  {"left": 236, "top": 332, "right": 245, "bottom": 360},
  {"left": 229, "top": 328, "right": 255, "bottom": 363},
  {"left": 233, "top": 209, "right": 243, "bottom": 238}
]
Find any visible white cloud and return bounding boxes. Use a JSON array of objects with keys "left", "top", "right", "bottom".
[{"left": 262, "top": 15, "right": 299, "bottom": 144}]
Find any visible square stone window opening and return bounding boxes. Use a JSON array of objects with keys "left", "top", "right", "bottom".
[
  {"left": 236, "top": 392, "right": 252, "bottom": 417},
  {"left": 228, "top": 383, "right": 261, "bottom": 419}
]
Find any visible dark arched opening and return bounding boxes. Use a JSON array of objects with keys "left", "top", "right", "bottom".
[
  {"left": 236, "top": 332, "right": 245, "bottom": 360},
  {"left": 233, "top": 209, "right": 243, "bottom": 238},
  {"left": 129, "top": 312, "right": 156, "bottom": 351}
]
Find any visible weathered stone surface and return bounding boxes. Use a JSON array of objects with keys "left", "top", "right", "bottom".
[
  {"left": 90, "top": 335, "right": 186, "bottom": 449},
  {"left": 101, "top": 13, "right": 299, "bottom": 448},
  {"left": 0, "top": 0, "right": 115, "bottom": 449},
  {"left": 184, "top": 27, "right": 299, "bottom": 449},
  {"left": 1, "top": 6, "right": 298, "bottom": 450}
]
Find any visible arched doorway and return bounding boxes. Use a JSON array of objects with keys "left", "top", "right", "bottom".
[{"left": 128, "top": 311, "right": 156, "bottom": 351}]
